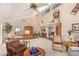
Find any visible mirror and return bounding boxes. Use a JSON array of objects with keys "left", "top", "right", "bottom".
[
  {"left": 72, "top": 23, "right": 79, "bottom": 31},
  {"left": 14, "top": 27, "right": 21, "bottom": 33}
]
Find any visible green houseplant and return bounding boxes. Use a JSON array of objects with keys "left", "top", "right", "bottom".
[{"left": 4, "top": 22, "right": 12, "bottom": 34}]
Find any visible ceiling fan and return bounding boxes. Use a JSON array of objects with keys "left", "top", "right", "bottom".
[
  {"left": 25, "top": 3, "right": 48, "bottom": 10},
  {"left": 30, "top": 3, "right": 38, "bottom": 10},
  {"left": 24, "top": 3, "right": 48, "bottom": 15},
  {"left": 24, "top": 3, "right": 62, "bottom": 16}
]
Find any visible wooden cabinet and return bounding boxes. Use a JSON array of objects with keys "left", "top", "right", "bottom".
[
  {"left": 56, "top": 23, "right": 61, "bottom": 36},
  {"left": 42, "top": 33, "right": 47, "bottom": 38},
  {"left": 53, "top": 23, "right": 62, "bottom": 51},
  {"left": 24, "top": 26, "right": 33, "bottom": 39}
]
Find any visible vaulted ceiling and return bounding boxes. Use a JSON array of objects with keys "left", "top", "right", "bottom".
[
  {"left": 0, "top": 3, "right": 61, "bottom": 20},
  {"left": 0, "top": 3, "right": 48, "bottom": 20}
]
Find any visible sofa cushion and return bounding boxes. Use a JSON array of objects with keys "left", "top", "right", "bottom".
[
  {"left": 68, "top": 47, "right": 79, "bottom": 56},
  {"left": 69, "top": 47, "right": 79, "bottom": 50},
  {"left": 75, "top": 38, "right": 79, "bottom": 42}
]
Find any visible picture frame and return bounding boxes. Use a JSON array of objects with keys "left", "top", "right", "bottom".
[
  {"left": 72, "top": 23, "right": 79, "bottom": 31},
  {"left": 53, "top": 10, "right": 60, "bottom": 19}
]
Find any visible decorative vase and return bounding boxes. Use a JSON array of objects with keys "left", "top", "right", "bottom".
[{"left": 30, "top": 47, "right": 40, "bottom": 56}]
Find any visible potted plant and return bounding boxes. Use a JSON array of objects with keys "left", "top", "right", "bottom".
[{"left": 4, "top": 22, "right": 12, "bottom": 34}]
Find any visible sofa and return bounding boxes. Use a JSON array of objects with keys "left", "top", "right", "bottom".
[{"left": 68, "top": 47, "right": 79, "bottom": 56}]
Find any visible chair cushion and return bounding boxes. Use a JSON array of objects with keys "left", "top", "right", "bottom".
[
  {"left": 75, "top": 39, "right": 79, "bottom": 42},
  {"left": 69, "top": 47, "right": 79, "bottom": 50}
]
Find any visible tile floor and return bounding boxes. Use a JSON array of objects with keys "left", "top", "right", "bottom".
[
  {"left": 0, "top": 38, "right": 68, "bottom": 56},
  {"left": 25, "top": 38, "right": 68, "bottom": 56}
]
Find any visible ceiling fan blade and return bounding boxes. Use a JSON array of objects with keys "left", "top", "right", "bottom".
[
  {"left": 24, "top": 7, "right": 31, "bottom": 11},
  {"left": 36, "top": 3, "right": 48, "bottom": 8},
  {"left": 25, "top": 3, "right": 48, "bottom": 10}
]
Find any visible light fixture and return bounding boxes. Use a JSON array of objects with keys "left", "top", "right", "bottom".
[{"left": 30, "top": 3, "right": 37, "bottom": 10}]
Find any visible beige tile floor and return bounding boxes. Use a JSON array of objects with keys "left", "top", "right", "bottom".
[
  {"left": 0, "top": 38, "right": 68, "bottom": 56},
  {"left": 25, "top": 38, "right": 68, "bottom": 56}
]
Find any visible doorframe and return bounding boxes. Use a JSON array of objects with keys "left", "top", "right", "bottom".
[{"left": 0, "top": 23, "right": 2, "bottom": 44}]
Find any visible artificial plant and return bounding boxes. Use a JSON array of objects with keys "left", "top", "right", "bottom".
[{"left": 4, "top": 22, "right": 12, "bottom": 34}]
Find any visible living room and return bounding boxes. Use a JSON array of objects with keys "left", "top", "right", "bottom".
[{"left": 0, "top": 3, "right": 79, "bottom": 56}]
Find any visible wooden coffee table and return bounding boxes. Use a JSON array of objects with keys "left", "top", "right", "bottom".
[
  {"left": 63, "top": 42, "right": 79, "bottom": 52},
  {"left": 23, "top": 47, "right": 46, "bottom": 56}
]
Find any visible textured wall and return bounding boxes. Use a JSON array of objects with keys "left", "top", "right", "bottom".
[{"left": 38, "top": 3, "right": 79, "bottom": 41}]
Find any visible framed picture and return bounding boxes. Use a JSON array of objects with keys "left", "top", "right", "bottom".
[
  {"left": 72, "top": 23, "right": 79, "bottom": 31},
  {"left": 53, "top": 10, "right": 60, "bottom": 19}
]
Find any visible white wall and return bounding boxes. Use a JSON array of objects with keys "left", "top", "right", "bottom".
[
  {"left": 1, "top": 15, "right": 40, "bottom": 40},
  {"left": 1, "top": 3, "right": 79, "bottom": 42},
  {"left": 58, "top": 4, "right": 79, "bottom": 41},
  {"left": 38, "top": 3, "right": 79, "bottom": 41}
]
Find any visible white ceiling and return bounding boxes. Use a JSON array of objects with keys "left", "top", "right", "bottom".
[{"left": 0, "top": 3, "right": 48, "bottom": 20}]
